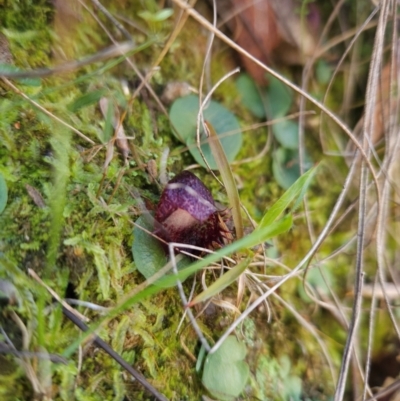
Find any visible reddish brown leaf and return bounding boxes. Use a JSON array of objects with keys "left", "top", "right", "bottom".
[
  {"left": 231, "top": 0, "right": 280, "bottom": 85},
  {"left": 217, "top": 0, "right": 319, "bottom": 84}
]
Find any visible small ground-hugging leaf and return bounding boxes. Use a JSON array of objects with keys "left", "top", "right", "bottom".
[
  {"left": 272, "top": 120, "right": 299, "bottom": 149},
  {"left": 272, "top": 148, "right": 313, "bottom": 190},
  {"left": 202, "top": 336, "right": 249, "bottom": 401},
  {"left": 260, "top": 165, "right": 317, "bottom": 228},
  {"left": 169, "top": 94, "right": 242, "bottom": 170},
  {"left": 265, "top": 75, "right": 293, "bottom": 119},
  {"left": 236, "top": 73, "right": 293, "bottom": 121},
  {"left": 0, "top": 172, "right": 7, "bottom": 214},
  {"left": 132, "top": 215, "right": 191, "bottom": 287},
  {"left": 236, "top": 73, "right": 266, "bottom": 119}
]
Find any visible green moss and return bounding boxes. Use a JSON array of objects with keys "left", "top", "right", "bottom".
[{"left": 0, "top": 1, "right": 380, "bottom": 400}]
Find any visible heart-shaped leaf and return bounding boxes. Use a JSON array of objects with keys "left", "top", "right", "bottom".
[
  {"left": 202, "top": 336, "right": 249, "bottom": 401},
  {"left": 272, "top": 148, "right": 313, "bottom": 190},
  {"left": 236, "top": 74, "right": 293, "bottom": 121},
  {"left": 132, "top": 215, "right": 191, "bottom": 287},
  {"left": 236, "top": 73, "right": 266, "bottom": 119},
  {"left": 264, "top": 75, "right": 293, "bottom": 119},
  {"left": 272, "top": 120, "right": 299, "bottom": 149},
  {"left": 169, "top": 95, "right": 242, "bottom": 170}
]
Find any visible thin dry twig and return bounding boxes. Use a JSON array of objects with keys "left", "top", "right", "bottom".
[
  {"left": 334, "top": 1, "right": 390, "bottom": 400},
  {"left": 28, "top": 269, "right": 89, "bottom": 323}
]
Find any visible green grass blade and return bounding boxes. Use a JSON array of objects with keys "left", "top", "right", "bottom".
[
  {"left": 206, "top": 121, "right": 244, "bottom": 239},
  {"left": 260, "top": 165, "right": 317, "bottom": 228}
]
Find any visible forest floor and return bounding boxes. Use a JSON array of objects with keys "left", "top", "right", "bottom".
[{"left": 0, "top": 1, "right": 399, "bottom": 401}]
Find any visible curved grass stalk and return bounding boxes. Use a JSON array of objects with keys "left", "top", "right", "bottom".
[{"left": 206, "top": 121, "right": 244, "bottom": 239}]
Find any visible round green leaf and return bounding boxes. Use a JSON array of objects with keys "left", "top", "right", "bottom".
[
  {"left": 272, "top": 120, "right": 299, "bottom": 149},
  {"left": 132, "top": 215, "right": 191, "bottom": 287},
  {"left": 0, "top": 173, "right": 8, "bottom": 214},
  {"left": 169, "top": 95, "right": 242, "bottom": 170},
  {"left": 202, "top": 336, "right": 249, "bottom": 401},
  {"left": 272, "top": 148, "right": 313, "bottom": 190},
  {"left": 236, "top": 73, "right": 266, "bottom": 119},
  {"left": 265, "top": 75, "right": 293, "bottom": 119}
]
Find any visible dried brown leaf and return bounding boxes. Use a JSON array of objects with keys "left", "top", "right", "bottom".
[
  {"left": 25, "top": 184, "right": 46, "bottom": 208},
  {"left": 217, "top": 0, "right": 319, "bottom": 84}
]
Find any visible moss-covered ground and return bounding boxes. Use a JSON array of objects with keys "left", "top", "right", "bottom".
[{"left": 0, "top": 1, "right": 397, "bottom": 400}]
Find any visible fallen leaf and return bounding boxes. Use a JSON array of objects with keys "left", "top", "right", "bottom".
[
  {"left": 216, "top": 0, "right": 319, "bottom": 84},
  {"left": 25, "top": 184, "right": 46, "bottom": 208}
]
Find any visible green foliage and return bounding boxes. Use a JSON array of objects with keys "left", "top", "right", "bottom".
[
  {"left": 273, "top": 148, "right": 313, "bottom": 189},
  {"left": 202, "top": 336, "right": 249, "bottom": 401},
  {"left": 236, "top": 73, "right": 314, "bottom": 188},
  {"left": 138, "top": 9, "right": 174, "bottom": 23},
  {"left": 236, "top": 73, "right": 293, "bottom": 123},
  {"left": 272, "top": 120, "right": 299, "bottom": 149},
  {"left": 169, "top": 94, "right": 243, "bottom": 169},
  {"left": 265, "top": 75, "right": 293, "bottom": 119},
  {"left": 0, "top": 1, "right": 354, "bottom": 400},
  {"left": 0, "top": 172, "right": 7, "bottom": 214},
  {"left": 189, "top": 258, "right": 250, "bottom": 306},
  {"left": 260, "top": 166, "right": 317, "bottom": 228},
  {"left": 46, "top": 126, "right": 71, "bottom": 271},
  {"left": 253, "top": 355, "right": 302, "bottom": 401},
  {"left": 131, "top": 215, "right": 192, "bottom": 287},
  {"left": 206, "top": 121, "right": 243, "bottom": 237},
  {"left": 137, "top": 0, "right": 174, "bottom": 32},
  {"left": 67, "top": 89, "right": 108, "bottom": 113},
  {"left": 236, "top": 74, "right": 266, "bottom": 119}
]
